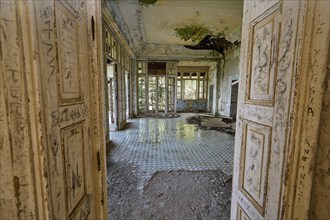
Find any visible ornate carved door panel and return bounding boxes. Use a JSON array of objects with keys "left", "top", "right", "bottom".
[
  {"left": 231, "top": 0, "right": 329, "bottom": 219},
  {"left": 35, "top": 1, "right": 104, "bottom": 219}
]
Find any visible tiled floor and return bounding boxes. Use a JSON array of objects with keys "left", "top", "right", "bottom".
[{"left": 108, "top": 113, "right": 235, "bottom": 191}]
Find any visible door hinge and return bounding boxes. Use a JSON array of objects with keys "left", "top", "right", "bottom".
[
  {"left": 91, "top": 16, "right": 95, "bottom": 41},
  {"left": 97, "top": 151, "right": 101, "bottom": 171}
]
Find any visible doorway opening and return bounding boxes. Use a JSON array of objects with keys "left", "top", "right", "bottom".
[
  {"left": 125, "top": 70, "right": 130, "bottom": 119},
  {"left": 230, "top": 80, "right": 238, "bottom": 119},
  {"left": 106, "top": 59, "right": 116, "bottom": 134},
  {"left": 107, "top": 62, "right": 237, "bottom": 219}
]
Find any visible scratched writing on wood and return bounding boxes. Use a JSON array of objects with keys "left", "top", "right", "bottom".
[
  {"left": 244, "top": 127, "right": 263, "bottom": 202},
  {"left": 38, "top": 3, "right": 68, "bottom": 218},
  {"left": 251, "top": 23, "right": 272, "bottom": 96},
  {"left": 51, "top": 104, "right": 88, "bottom": 127},
  {"left": 297, "top": 19, "right": 326, "bottom": 204},
  {"left": 238, "top": 194, "right": 260, "bottom": 220},
  {"left": 88, "top": 35, "right": 100, "bottom": 136},
  {"left": 40, "top": 6, "right": 56, "bottom": 81},
  {"left": 272, "top": 7, "right": 293, "bottom": 157},
  {"left": 64, "top": 0, "right": 83, "bottom": 15},
  {"left": 57, "top": 8, "right": 80, "bottom": 98},
  {"left": 1, "top": 1, "right": 36, "bottom": 218},
  {"left": 62, "top": 124, "right": 85, "bottom": 213},
  {"left": 247, "top": 10, "right": 279, "bottom": 105}
]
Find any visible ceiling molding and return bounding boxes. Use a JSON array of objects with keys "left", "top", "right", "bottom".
[{"left": 136, "top": 43, "right": 223, "bottom": 60}]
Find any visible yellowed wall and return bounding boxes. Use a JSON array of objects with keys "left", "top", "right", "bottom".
[{"left": 309, "top": 53, "right": 330, "bottom": 220}]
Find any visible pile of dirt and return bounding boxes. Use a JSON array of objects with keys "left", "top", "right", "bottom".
[
  {"left": 107, "top": 158, "right": 232, "bottom": 220},
  {"left": 186, "top": 115, "right": 235, "bottom": 136},
  {"left": 186, "top": 115, "right": 201, "bottom": 125}
]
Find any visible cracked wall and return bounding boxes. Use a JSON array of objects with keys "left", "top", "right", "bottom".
[{"left": 218, "top": 47, "right": 240, "bottom": 117}]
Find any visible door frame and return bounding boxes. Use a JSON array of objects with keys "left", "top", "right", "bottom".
[{"left": 282, "top": 1, "right": 329, "bottom": 218}]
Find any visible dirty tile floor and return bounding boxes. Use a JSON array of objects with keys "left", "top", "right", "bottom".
[{"left": 108, "top": 113, "right": 235, "bottom": 191}]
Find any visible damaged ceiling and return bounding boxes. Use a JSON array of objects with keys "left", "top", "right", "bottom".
[{"left": 105, "top": 0, "right": 243, "bottom": 59}]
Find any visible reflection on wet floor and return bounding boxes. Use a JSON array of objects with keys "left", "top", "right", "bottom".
[{"left": 108, "top": 113, "right": 235, "bottom": 191}]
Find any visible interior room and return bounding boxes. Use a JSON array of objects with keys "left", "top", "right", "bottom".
[
  {"left": 0, "top": 0, "right": 329, "bottom": 219},
  {"left": 102, "top": 1, "right": 242, "bottom": 218}
]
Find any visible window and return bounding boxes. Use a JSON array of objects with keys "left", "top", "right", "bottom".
[
  {"left": 184, "top": 80, "right": 197, "bottom": 99},
  {"left": 148, "top": 62, "right": 166, "bottom": 75},
  {"left": 138, "top": 76, "right": 146, "bottom": 113},
  {"left": 137, "top": 61, "right": 147, "bottom": 113},
  {"left": 177, "top": 80, "right": 181, "bottom": 100},
  {"left": 177, "top": 68, "right": 208, "bottom": 100}
]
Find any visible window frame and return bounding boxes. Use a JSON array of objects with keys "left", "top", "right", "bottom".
[{"left": 177, "top": 68, "right": 208, "bottom": 101}]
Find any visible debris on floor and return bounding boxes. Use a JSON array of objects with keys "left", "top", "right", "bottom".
[
  {"left": 108, "top": 114, "right": 234, "bottom": 219},
  {"left": 134, "top": 113, "right": 181, "bottom": 119},
  {"left": 148, "top": 113, "right": 181, "bottom": 119},
  {"left": 186, "top": 114, "right": 236, "bottom": 135},
  {"left": 108, "top": 158, "right": 232, "bottom": 220},
  {"left": 186, "top": 115, "right": 202, "bottom": 125}
]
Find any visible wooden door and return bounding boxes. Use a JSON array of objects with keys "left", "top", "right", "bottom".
[
  {"left": 231, "top": 0, "right": 329, "bottom": 219},
  {"left": 35, "top": 1, "right": 105, "bottom": 219}
]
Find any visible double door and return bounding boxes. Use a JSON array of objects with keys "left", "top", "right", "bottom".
[{"left": 147, "top": 76, "right": 176, "bottom": 114}]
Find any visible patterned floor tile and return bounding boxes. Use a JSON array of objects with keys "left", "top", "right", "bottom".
[{"left": 108, "top": 113, "right": 235, "bottom": 190}]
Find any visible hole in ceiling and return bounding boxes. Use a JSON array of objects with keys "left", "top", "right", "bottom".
[
  {"left": 184, "top": 35, "right": 233, "bottom": 56},
  {"left": 139, "top": 0, "right": 158, "bottom": 5},
  {"left": 174, "top": 24, "right": 212, "bottom": 43}
]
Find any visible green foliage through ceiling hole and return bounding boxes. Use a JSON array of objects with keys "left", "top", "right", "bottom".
[
  {"left": 139, "top": 0, "right": 158, "bottom": 5},
  {"left": 175, "top": 24, "right": 212, "bottom": 43}
]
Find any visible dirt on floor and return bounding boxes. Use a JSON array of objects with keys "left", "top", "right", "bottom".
[
  {"left": 186, "top": 115, "right": 236, "bottom": 136},
  {"left": 134, "top": 113, "right": 181, "bottom": 119},
  {"left": 107, "top": 158, "right": 232, "bottom": 220}
]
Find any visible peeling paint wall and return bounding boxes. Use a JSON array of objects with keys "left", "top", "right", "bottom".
[
  {"left": 218, "top": 47, "right": 240, "bottom": 117},
  {"left": 177, "top": 100, "right": 207, "bottom": 112},
  {"left": 309, "top": 55, "right": 330, "bottom": 220},
  {"left": 207, "top": 61, "right": 219, "bottom": 114}
]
